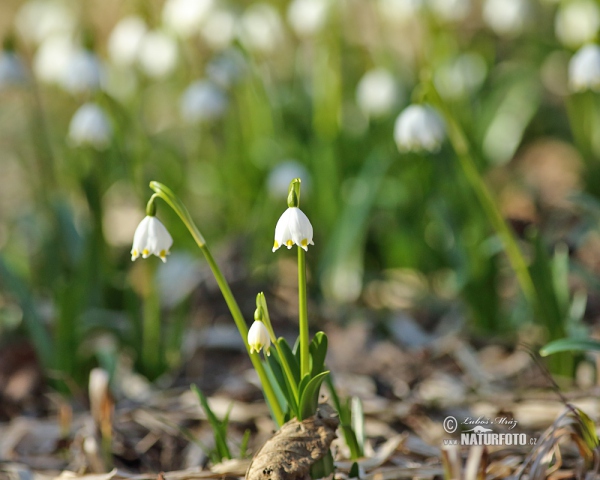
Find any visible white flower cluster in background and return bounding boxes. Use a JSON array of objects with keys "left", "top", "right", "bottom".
[
  {"left": 569, "top": 44, "right": 600, "bottom": 92},
  {"left": 394, "top": 104, "right": 446, "bottom": 152},
  {"left": 68, "top": 103, "right": 112, "bottom": 150},
  {"left": 356, "top": 68, "right": 402, "bottom": 119},
  {"left": 555, "top": 0, "right": 600, "bottom": 48}
]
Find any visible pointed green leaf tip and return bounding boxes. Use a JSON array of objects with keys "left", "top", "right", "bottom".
[{"left": 287, "top": 178, "right": 301, "bottom": 208}]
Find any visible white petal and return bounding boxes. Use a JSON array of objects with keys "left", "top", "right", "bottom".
[
  {"left": 131, "top": 216, "right": 151, "bottom": 260},
  {"left": 247, "top": 321, "right": 270, "bottom": 353}
]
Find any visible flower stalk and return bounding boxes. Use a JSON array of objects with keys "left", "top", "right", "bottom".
[
  {"left": 427, "top": 85, "right": 536, "bottom": 309},
  {"left": 147, "top": 182, "right": 285, "bottom": 426}
]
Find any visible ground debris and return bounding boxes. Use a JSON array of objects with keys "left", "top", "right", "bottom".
[{"left": 245, "top": 404, "right": 339, "bottom": 480}]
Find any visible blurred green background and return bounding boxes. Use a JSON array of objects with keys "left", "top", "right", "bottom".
[{"left": 1, "top": 0, "right": 600, "bottom": 391}]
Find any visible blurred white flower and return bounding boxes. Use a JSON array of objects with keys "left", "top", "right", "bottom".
[
  {"left": 267, "top": 161, "right": 311, "bottom": 198},
  {"left": 137, "top": 31, "right": 178, "bottom": 78},
  {"left": 377, "top": 0, "right": 423, "bottom": 23},
  {"left": 33, "top": 34, "right": 76, "bottom": 84},
  {"left": 131, "top": 216, "right": 173, "bottom": 263},
  {"left": 569, "top": 44, "right": 600, "bottom": 92},
  {"left": 394, "top": 104, "right": 446, "bottom": 152},
  {"left": 16, "top": 1, "right": 75, "bottom": 45},
  {"left": 555, "top": 0, "right": 600, "bottom": 48},
  {"left": 434, "top": 53, "right": 487, "bottom": 100},
  {"left": 356, "top": 68, "right": 401, "bottom": 119},
  {"left": 61, "top": 49, "right": 104, "bottom": 94},
  {"left": 287, "top": 0, "right": 329, "bottom": 37},
  {"left": 427, "top": 0, "right": 471, "bottom": 22},
  {"left": 273, "top": 207, "right": 314, "bottom": 252},
  {"left": 68, "top": 103, "right": 112, "bottom": 149},
  {"left": 163, "top": 0, "right": 214, "bottom": 38},
  {"left": 238, "top": 3, "right": 285, "bottom": 54},
  {"left": 247, "top": 321, "right": 271, "bottom": 355},
  {"left": 180, "top": 80, "right": 228, "bottom": 123},
  {"left": 200, "top": 8, "right": 237, "bottom": 50},
  {"left": 156, "top": 252, "right": 202, "bottom": 307},
  {"left": 108, "top": 16, "right": 147, "bottom": 67},
  {"left": 206, "top": 49, "right": 246, "bottom": 88},
  {"left": 482, "top": 0, "right": 529, "bottom": 37},
  {"left": 0, "top": 52, "right": 27, "bottom": 89}
]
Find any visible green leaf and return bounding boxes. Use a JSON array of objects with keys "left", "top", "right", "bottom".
[
  {"left": 572, "top": 407, "right": 600, "bottom": 450},
  {"left": 351, "top": 397, "right": 365, "bottom": 457},
  {"left": 310, "top": 332, "right": 328, "bottom": 377},
  {"left": 540, "top": 338, "right": 600, "bottom": 357},
  {"left": 191, "top": 385, "right": 232, "bottom": 461},
  {"left": 240, "top": 429, "right": 251, "bottom": 459},
  {"left": 278, "top": 337, "right": 300, "bottom": 385},
  {"left": 266, "top": 349, "right": 298, "bottom": 417},
  {"left": 349, "top": 462, "right": 360, "bottom": 478},
  {"left": 299, "top": 371, "right": 330, "bottom": 420}
]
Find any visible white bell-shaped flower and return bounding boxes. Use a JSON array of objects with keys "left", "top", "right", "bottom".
[
  {"left": 0, "top": 52, "right": 27, "bottom": 89},
  {"left": 180, "top": 80, "right": 228, "bottom": 123},
  {"left": 68, "top": 103, "right": 112, "bottom": 149},
  {"left": 273, "top": 207, "right": 314, "bottom": 252},
  {"left": 555, "top": 0, "right": 600, "bottom": 48},
  {"left": 131, "top": 216, "right": 173, "bottom": 263},
  {"left": 247, "top": 320, "right": 271, "bottom": 355},
  {"left": 108, "top": 16, "right": 148, "bottom": 67},
  {"left": 61, "top": 49, "right": 104, "bottom": 94},
  {"left": 393, "top": 104, "right": 446, "bottom": 152},
  {"left": 356, "top": 68, "right": 401, "bottom": 119},
  {"left": 569, "top": 44, "right": 600, "bottom": 92}
]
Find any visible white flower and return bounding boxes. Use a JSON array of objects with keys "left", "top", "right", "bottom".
[
  {"left": 287, "top": 0, "right": 329, "bottom": 37},
  {"left": 180, "top": 80, "right": 228, "bottom": 123},
  {"left": 482, "top": 0, "right": 529, "bottom": 37},
  {"left": 68, "top": 103, "right": 112, "bottom": 149},
  {"left": 356, "top": 68, "right": 401, "bottom": 119},
  {"left": 200, "top": 8, "right": 237, "bottom": 50},
  {"left": 394, "top": 104, "right": 446, "bottom": 152},
  {"left": 131, "top": 216, "right": 173, "bottom": 263},
  {"left": 0, "top": 52, "right": 27, "bottom": 89},
  {"left": 33, "top": 34, "right": 76, "bottom": 84},
  {"left": 137, "top": 30, "right": 178, "bottom": 78},
  {"left": 163, "top": 0, "right": 214, "bottom": 38},
  {"left": 61, "top": 49, "right": 104, "bottom": 94},
  {"left": 237, "top": 3, "right": 285, "bottom": 54},
  {"left": 427, "top": 0, "right": 471, "bottom": 22},
  {"left": 273, "top": 207, "right": 314, "bottom": 252},
  {"left": 108, "top": 16, "right": 147, "bottom": 67},
  {"left": 569, "top": 44, "right": 600, "bottom": 92},
  {"left": 434, "top": 53, "right": 487, "bottom": 100},
  {"left": 247, "top": 321, "right": 271, "bottom": 355},
  {"left": 555, "top": 0, "right": 600, "bottom": 48},
  {"left": 15, "top": 1, "right": 75, "bottom": 45}
]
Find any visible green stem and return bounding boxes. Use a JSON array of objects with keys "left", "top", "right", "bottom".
[
  {"left": 428, "top": 88, "right": 536, "bottom": 309},
  {"left": 148, "top": 182, "right": 285, "bottom": 426},
  {"left": 298, "top": 247, "right": 310, "bottom": 378},
  {"left": 142, "top": 271, "right": 161, "bottom": 379},
  {"left": 258, "top": 293, "right": 299, "bottom": 400}
]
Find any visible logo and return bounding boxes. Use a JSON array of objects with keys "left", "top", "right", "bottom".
[{"left": 442, "top": 416, "right": 537, "bottom": 446}]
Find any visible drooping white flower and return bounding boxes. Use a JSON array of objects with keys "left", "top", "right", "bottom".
[
  {"left": 434, "top": 53, "right": 487, "bottom": 100},
  {"left": 15, "top": 1, "right": 75, "bottom": 45},
  {"left": 555, "top": 0, "right": 600, "bottom": 48},
  {"left": 137, "top": 30, "right": 178, "bottom": 78},
  {"left": 108, "top": 16, "right": 147, "bottom": 67},
  {"left": 68, "top": 103, "right": 112, "bottom": 149},
  {"left": 482, "top": 0, "right": 529, "bottom": 37},
  {"left": 131, "top": 216, "right": 173, "bottom": 263},
  {"left": 61, "top": 49, "right": 104, "bottom": 94},
  {"left": 393, "top": 104, "right": 446, "bottom": 152},
  {"left": 273, "top": 207, "right": 314, "bottom": 252},
  {"left": 237, "top": 3, "right": 285, "bottom": 54},
  {"left": 180, "top": 80, "right": 228, "bottom": 123},
  {"left": 206, "top": 49, "right": 246, "bottom": 88},
  {"left": 356, "top": 68, "right": 401, "bottom": 119},
  {"left": 569, "top": 44, "right": 600, "bottom": 92},
  {"left": 427, "top": 0, "right": 471, "bottom": 22},
  {"left": 163, "top": 0, "right": 214, "bottom": 38},
  {"left": 287, "top": 0, "right": 329, "bottom": 37},
  {"left": 0, "top": 52, "right": 27, "bottom": 89},
  {"left": 247, "top": 321, "right": 271, "bottom": 355},
  {"left": 200, "top": 8, "right": 237, "bottom": 50},
  {"left": 33, "top": 34, "right": 76, "bottom": 84}
]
